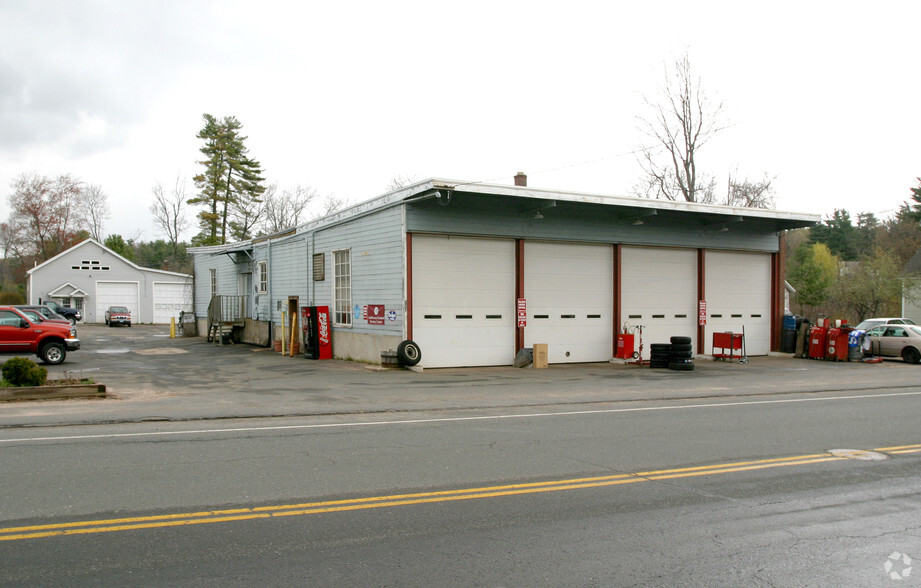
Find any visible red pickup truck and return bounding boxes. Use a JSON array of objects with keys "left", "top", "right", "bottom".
[{"left": 0, "top": 306, "right": 80, "bottom": 365}]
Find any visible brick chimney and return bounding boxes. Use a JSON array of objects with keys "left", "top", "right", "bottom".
[{"left": 514, "top": 172, "right": 527, "bottom": 187}]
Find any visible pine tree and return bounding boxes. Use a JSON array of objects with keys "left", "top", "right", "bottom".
[{"left": 189, "top": 114, "right": 265, "bottom": 245}]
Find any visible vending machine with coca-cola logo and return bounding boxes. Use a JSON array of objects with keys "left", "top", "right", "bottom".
[{"left": 301, "top": 306, "right": 332, "bottom": 359}]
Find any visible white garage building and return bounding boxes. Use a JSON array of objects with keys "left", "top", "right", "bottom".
[
  {"left": 190, "top": 177, "right": 818, "bottom": 367},
  {"left": 27, "top": 238, "right": 193, "bottom": 324}
]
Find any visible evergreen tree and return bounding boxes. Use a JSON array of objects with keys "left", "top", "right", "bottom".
[
  {"left": 104, "top": 234, "right": 134, "bottom": 260},
  {"left": 908, "top": 177, "right": 921, "bottom": 223},
  {"left": 189, "top": 114, "right": 265, "bottom": 245},
  {"left": 809, "top": 209, "right": 858, "bottom": 260}
]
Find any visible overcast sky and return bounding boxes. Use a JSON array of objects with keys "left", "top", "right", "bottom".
[{"left": 2, "top": 1, "right": 919, "bottom": 242}]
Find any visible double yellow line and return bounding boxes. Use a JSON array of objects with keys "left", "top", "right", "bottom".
[{"left": 2, "top": 445, "right": 919, "bottom": 542}]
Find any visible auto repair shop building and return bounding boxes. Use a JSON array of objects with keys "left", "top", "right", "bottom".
[{"left": 189, "top": 176, "right": 818, "bottom": 368}]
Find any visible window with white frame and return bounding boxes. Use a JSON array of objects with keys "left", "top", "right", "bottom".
[
  {"left": 333, "top": 249, "right": 351, "bottom": 326},
  {"left": 257, "top": 261, "right": 268, "bottom": 294},
  {"left": 210, "top": 269, "right": 217, "bottom": 297}
]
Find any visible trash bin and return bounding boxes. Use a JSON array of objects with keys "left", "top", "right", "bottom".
[
  {"left": 781, "top": 329, "right": 797, "bottom": 353},
  {"left": 848, "top": 330, "right": 865, "bottom": 361}
]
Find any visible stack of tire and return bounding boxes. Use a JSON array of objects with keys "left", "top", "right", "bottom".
[
  {"left": 649, "top": 343, "right": 672, "bottom": 369},
  {"left": 668, "top": 336, "right": 694, "bottom": 371}
]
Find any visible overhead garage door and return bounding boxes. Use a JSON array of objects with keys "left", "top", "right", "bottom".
[
  {"left": 524, "top": 241, "right": 613, "bottom": 363},
  {"left": 705, "top": 251, "right": 772, "bottom": 355},
  {"left": 153, "top": 282, "right": 193, "bottom": 324},
  {"left": 96, "top": 282, "right": 139, "bottom": 324},
  {"left": 621, "top": 246, "right": 698, "bottom": 360},
  {"left": 412, "top": 235, "right": 515, "bottom": 368}
]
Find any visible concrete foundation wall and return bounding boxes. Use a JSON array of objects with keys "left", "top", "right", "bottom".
[
  {"left": 243, "top": 319, "right": 270, "bottom": 346},
  {"left": 332, "top": 330, "right": 403, "bottom": 364}
]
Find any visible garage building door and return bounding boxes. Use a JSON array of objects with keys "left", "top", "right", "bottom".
[
  {"left": 705, "top": 251, "right": 772, "bottom": 355},
  {"left": 412, "top": 235, "right": 515, "bottom": 368},
  {"left": 621, "top": 246, "right": 698, "bottom": 360},
  {"left": 524, "top": 241, "right": 613, "bottom": 363},
  {"left": 96, "top": 282, "right": 139, "bottom": 323},
  {"left": 153, "top": 282, "right": 193, "bottom": 324}
]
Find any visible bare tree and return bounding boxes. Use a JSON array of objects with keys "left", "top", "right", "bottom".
[
  {"left": 317, "top": 194, "right": 348, "bottom": 218},
  {"left": 725, "top": 171, "right": 776, "bottom": 209},
  {"left": 7, "top": 173, "right": 87, "bottom": 259},
  {"left": 636, "top": 53, "right": 724, "bottom": 203},
  {"left": 261, "top": 184, "right": 317, "bottom": 234},
  {"left": 387, "top": 174, "right": 419, "bottom": 191},
  {"left": 150, "top": 175, "right": 192, "bottom": 250},
  {"left": 84, "top": 184, "right": 110, "bottom": 241}
]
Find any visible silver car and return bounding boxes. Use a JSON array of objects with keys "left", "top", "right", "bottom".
[{"left": 864, "top": 324, "right": 921, "bottom": 364}]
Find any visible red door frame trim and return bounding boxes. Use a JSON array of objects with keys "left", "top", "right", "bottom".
[
  {"left": 613, "top": 243, "right": 622, "bottom": 356},
  {"left": 406, "top": 232, "right": 413, "bottom": 340},
  {"left": 697, "top": 249, "right": 706, "bottom": 355},
  {"left": 515, "top": 239, "right": 525, "bottom": 352}
]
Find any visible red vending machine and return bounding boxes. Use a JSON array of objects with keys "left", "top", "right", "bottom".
[{"left": 301, "top": 306, "right": 332, "bottom": 360}]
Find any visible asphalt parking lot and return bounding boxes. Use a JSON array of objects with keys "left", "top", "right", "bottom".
[{"left": 0, "top": 324, "right": 918, "bottom": 428}]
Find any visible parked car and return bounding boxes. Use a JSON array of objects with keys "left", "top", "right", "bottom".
[
  {"left": 853, "top": 317, "right": 917, "bottom": 331},
  {"left": 0, "top": 306, "right": 80, "bottom": 364},
  {"left": 42, "top": 300, "right": 82, "bottom": 325},
  {"left": 14, "top": 307, "right": 74, "bottom": 329},
  {"left": 863, "top": 324, "right": 921, "bottom": 364},
  {"left": 104, "top": 306, "right": 131, "bottom": 327}
]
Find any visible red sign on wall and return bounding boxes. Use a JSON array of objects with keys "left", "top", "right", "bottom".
[
  {"left": 367, "top": 304, "right": 385, "bottom": 325},
  {"left": 698, "top": 300, "right": 707, "bottom": 326},
  {"left": 517, "top": 298, "right": 527, "bottom": 328}
]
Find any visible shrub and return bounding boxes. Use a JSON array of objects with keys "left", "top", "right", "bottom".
[
  {"left": 1, "top": 357, "right": 48, "bottom": 387},
  {"left": 0, "top": 291, "right": 25, "bottom": 305}
]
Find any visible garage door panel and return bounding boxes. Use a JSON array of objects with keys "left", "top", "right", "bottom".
[
  {"left": 524, "top": 242, "right": 613, "bottom": 363},
  {"left": 412, "top": 236, "right": 515, "bottom": 368},
  {"left": 705, "top": 251, "right": 771, "bottom": 356},
  {"left": 621, "top": 247, "right": 697, "bottom": 359},
  {"left": 96, "top": 282, "right": 139, "bottom": 324},
  {"left": 153, "top": 282, "right": 193, "bottom": 324}
]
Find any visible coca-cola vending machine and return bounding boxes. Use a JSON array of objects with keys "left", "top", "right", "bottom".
[{"left": 301, "top": 305, "right": 332, "bottom": 360}]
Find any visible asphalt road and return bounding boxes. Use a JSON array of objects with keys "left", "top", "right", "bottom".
[{"left": 2, "top": 387, "right": 919, "bottom": 586}]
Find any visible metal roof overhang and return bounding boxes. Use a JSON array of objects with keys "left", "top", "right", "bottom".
[
  {"left": 417, "top": 181, "right": 820, "bottom": 232},
  {"left": 218, "top": 243, "right": 254, "bottom": 263}
]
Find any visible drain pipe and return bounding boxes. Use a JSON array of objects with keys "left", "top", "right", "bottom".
[{"left": 267, "top": 238, "right": 273, "bottom": 345}]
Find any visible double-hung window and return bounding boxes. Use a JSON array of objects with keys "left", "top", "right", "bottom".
[
  {"left": 257, "top": 261, "right": 268, "bottom": 294},
  {"left": 333, "top": 249, "right": 351, "bottom": 326},
  {"left": 210, "top": 269, "right": 217, "bottom": 297}
]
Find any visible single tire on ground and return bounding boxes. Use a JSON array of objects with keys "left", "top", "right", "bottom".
[
  {"left": 397, "top": 340, "right": 422, "bottom": 366},
  {"left": 668, "top": 361, "right": 694, "bottom": 371}
]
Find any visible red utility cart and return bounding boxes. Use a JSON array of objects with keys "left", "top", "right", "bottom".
[{"left": 712, "top": 332, "right": 743, "bottom": 360}]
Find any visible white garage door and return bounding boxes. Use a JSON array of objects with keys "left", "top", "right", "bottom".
[
  {"left": 524, "top": 241, "right": 613, "bottom": 363},
  {"left": 96, "top": 282, "right": 139, "bottom": 323},
  {"left": 412, "top": 235, "right": 515, "bottom": 368},
  {"left": 153, "top": 282, "right": 193, "bottom": 324},
  {"left": 621, "top": 246, "right": 698, "bottom": 360},
  {"left": 705, "top": 251, "right": 772, "bottom": 356}
]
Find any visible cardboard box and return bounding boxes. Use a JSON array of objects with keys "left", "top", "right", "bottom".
[{"left": 532, "top": 343, "right": 548, "bottom": 368}]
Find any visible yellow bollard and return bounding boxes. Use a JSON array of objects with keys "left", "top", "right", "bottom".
[
  {"left": 280, "top": 311, "right": 287, "bottom": 354},
  {"left": 170, "top": 317, "right": 176, "bottom": 339}
]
